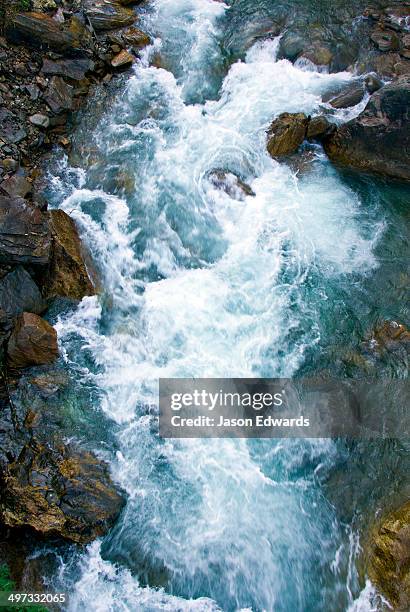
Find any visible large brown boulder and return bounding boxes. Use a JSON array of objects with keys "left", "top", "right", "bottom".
[
  {"left": 7, "top": 312, "right": 58, "bottom": 369},
  {"left": 324, "top": 77, "right": 410, "bottom": 181},
  {"left": 5, "top": 13, "right": 93, "bottom": 57},
  {"left": 43, "top": 210, "right": 96, "bottom": 301},
  {"left": 0, "top": 197, "right": 51, "bottom": 266},
  {"left": 266, "top": 113, "right": 309, "bottom": 157},
  {"left": 365, "top": 501, "right": 410, "bottom": 610},
  {"left": 84, "top": 1, "right": 135, "bottom": 32}
]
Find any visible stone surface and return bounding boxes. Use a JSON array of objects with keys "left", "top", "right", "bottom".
[
  {"left": 42, "top": 209, "right": 96, "bottom": 300},
  {"left": 366, "top": 501, "right": 410, "bottom": 610},
  {"left": 84, "top": 1, "right": 135, "bottom": 32},
  {"left": 29, "top": 113, "right": 50, "bottom": 129},
  {"left": 266, "top": 113, "right": 309, "bottom": 157},
  {"left": 7, "top": 312, "right": 58, "bottom": 369},
  {"left": 5, "top": 14, "right": 93, "bottom": 57},
  {"left": 0, "top": 197, "right": 51, "bottom": 265},
  {"left": 324, "top": 77, "right": 410, "bottom": 182},
  {"left": 306, "top": 116, "right": 334, "bottom": 140},
  {"left": 328, "top": 83, "right": 366, "bottom": 109},
  {"left": 41, "top": 58, "right": 94, "bottom": 81},
  {"left": 111, "top": 49, "right": 134, "bottom": 68},
  {"left": 371, "top": 29, "right": 400, "bottom": 52},
  {"left": 121, "top": 25, "right": 151, "bottom": 49},
  {"left": 0, "top": 175, "right": 32, "bottom": 199},
  {"left": 44, "top": 77, "right": 73, "bottom": 114},
  {"left": 0, "top": 267, "right": 46, "bottom": 322}
]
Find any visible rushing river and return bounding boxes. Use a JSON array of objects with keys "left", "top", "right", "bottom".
[{"left": 41, "top": 1, "right": 409, "bottom": 610}]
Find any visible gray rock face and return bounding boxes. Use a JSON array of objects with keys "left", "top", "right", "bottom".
[
  {"left": 29, "top": 114, "right": 50, "bottom": 129},
  {"left": 0, "top": 197, "right": 51, "bottom": 266},
  {"left": 44, "top": 77, "right": 73, "bottom": 114},
  {"left": 0, "top": 267, "right": 46, "bottom": 321},
  {"left": 324, "top": 77, "right": 410, "bottom": 182},
  {"left": 41, "top": 58, "right": 94, "bottom": 81}
]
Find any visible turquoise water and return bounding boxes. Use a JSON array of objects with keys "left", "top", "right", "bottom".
[{"left": 42, "top": 1, "right": 409, "bottom": 610}]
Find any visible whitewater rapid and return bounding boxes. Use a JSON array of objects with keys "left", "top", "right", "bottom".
[{"left": 47, "top": 0, "right": 385, "bottom": 610}]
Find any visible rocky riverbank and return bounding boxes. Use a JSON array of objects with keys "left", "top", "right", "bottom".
[{"left": 0, "top": 0, "right": 152, "bottom": 588}]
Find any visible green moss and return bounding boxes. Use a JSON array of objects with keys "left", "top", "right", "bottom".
[{"left": 0, "top": 564, "right": 48, "bottom": 612}]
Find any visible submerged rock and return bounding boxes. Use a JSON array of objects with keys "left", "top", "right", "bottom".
[
  {"left": 6, "top": 312, "right": 58, "bottom": 369},
  {"left": 84, "top": 0, "right": 135, "bottom": 32},
  {"left": 266, "top": 113, "right": 309, "bottom": 157},
  {"left": 42, "top": 210, "right": 96, "bottom": 301},
  {"left": 207, "top": 169, "right": 255, "bottom": 201},
  {"left": 5, "top": 13, "right": 93, "bottom": 56},
  {"left": 324, "top": 77, "right": 410, "bottom": 182},
  {"left": 0, "top": 197, "right": 51, "bottom": 266},
  {"left": 365, "top": 501, "right": 410, "bottom": 610}
]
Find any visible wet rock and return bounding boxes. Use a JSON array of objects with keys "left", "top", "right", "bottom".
[
  {"left": 84, "top": 1, "right": 135, "bottom": 32},
  {"left": 0, "top": 175, "right": 32, "bottom": 199},
  {"left": 42, "top": 209, "right": 96, "bottom": 301},
  {"left": 121, "top": 25, "right": 151, "bottom": 49},
  {"left": 207, "top": 169, "right": 255, "bottom": 201},
  {"left": 300, "top": 45, "right": 333, "bottom": 68},
  {"left": 327, "top": 83, "right": 366, "bottom": 109},
  {"left": 366, "top": 320, "right": 410, "bottom": 354},
  {"left": 5, "top": 14, "right": 93, "bottom": 57},
  {"left": 371, "top": 29, "right": 400, "bottom": 52},
  {"left": 111, "top": 49, "right": 134, "bottom": 68},
  {"left": 365, "top": 74, "right": 383, "bottom": 94},
  {"left": 41, "top": 58, "right": 94, "bottom": 81},
  {"left": 6, "top": 312, "right": 58, "bottom": 369},
  {"left": 266, "top": 113, "right": 309, "bottom": 157},
  {"left": 365, "top": 501, "right": 410, "bottom": 610},
  {"left": 0, "top": 197, "right": 51, "bottom": 265},
  {"left": 0, "top": 267, "right": 46, "bottom": 322},
  {"left": 29, "top": 114, "right": 50, "bottom": 129},
  {"left": 278, "top": 32, "right": 305, "bottom": 62},
  {"left": 44, "top": 77, "right": 73, "bottom": 114},
  {"left": 306, "top": 116, "right": 334, "bottom": 140},
  {"left": 324, "top": 77, "right": 410, "bottom": 182}
]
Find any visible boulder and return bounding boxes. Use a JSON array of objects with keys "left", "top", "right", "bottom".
[
  {"left": 32, "top": 0, "right": 57, "bottom": 10},
  {"left": 29, "top": 114, "right": 50, "bottom": 129},
  {"left": 84, "top": 1, "right": 135, "bottom": 32},
  {"left": 5, "top": 14, "right": 93, "bottom": 57},
  {"left": 207, "top": 169, "right": 255, "bottom": 201},
  {"left": 266, "top": 113, "right": 309, "bottom": 157},
  {"left": 0, "top": 175, "right": 32, "bottom": 199},
  {"left": 306, "top": 116, "right": 334, "bottom": 140},
  {"left": 0, "top": 197, "right": 51, "bottom": 266},
  {"left": 44, "top": 77, "right": 73, "bottom": 114},
  {"left": 327, "top": 83, "right": 366, "bottom": 109},
  {"left": 6, "top": 312, "right": 58, "bottom": 369},
  {"left": 365, "top": 501, "right": 410, "bottom": 610},
  {"left": 121, "top": 25, "right": 151, "bottom": 49},
  {"left": 111, "top": 49, "right": 134, "bottom": 68},
  {"left": 0, "top": 267, "right": 46, "bottom": 322},
  {"left": 324, "top": 78, "right": 410, "bottom": 182},
  {"left": 41, "top": 58, "right": 94, "bottom": 81},
  {"left": 42, "top": 209, "right": 96, "bottom": 301},
  {"left": 371, "top": 29, "right": 400, "bottom": 52}
]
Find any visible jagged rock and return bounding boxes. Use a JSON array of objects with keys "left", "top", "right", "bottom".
[
  {"left": 371, "top": 29, "right": 400, "bottom": 52},
  {"left": 327, "top": 83, "right": 366, "bottom": 109},
  {"left": 0, "top": 267, "right": 46, "bottom": 322},
  {"left": 266, "top": 113, "right": 309, "bottom": 157},
  {"left": 324, "top": 77, "right": 410, "bottom": 181},
  {"left": 84, "top": 1, "right": 135, "bottom": 32},
  {"left": 121, "top": 25, "right": 151, "bottom": 49},
  {"left": 29, "top": 114, "right": 50, "bottom": 129},
  {"left": 0, "top": 197, "right": 51, "bottom": 266},
  {"left": 365, "top": 320, "right": 410, "bottom": 354},
  {"left": 207, "top": 169, "right": 255, "bottom": 201},
  {"left": 0, "top": 175, "right": 32, "bottom": 199},
  {"left": 41, "top": 58, "right": 94, "bottom": 81},
  {"left": 306, "top": 116, "right": 334, "bottom": 140},
  {"left": 5, "top": 14, "right": 93, "bottom": 57},
  {"left": 44, "top": 77, "right": 73, "bottom": 114},
  {"left": 42, "top": 209, "right": 96, "bottom": 301},
  {"left": 0, "top": 375, "right": 125, "bottom": 543},
  {"left": 365, "top": 74, "right": 382, "bottom": 94},
  {"left": 6, "top": 312, "right": 58, "bottom": 369},
  {"left": 111, "top": 49, "right": 134, "bottom": 68},
  {"left": 365, "top": 501, "right": 410, "bottom": 610}
]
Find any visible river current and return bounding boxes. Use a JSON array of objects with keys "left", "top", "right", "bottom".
[{"left": 40, "top": 1, "right": 409, "bottom": 610}]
